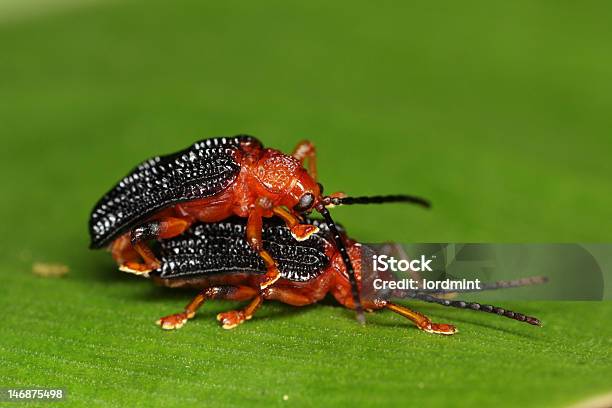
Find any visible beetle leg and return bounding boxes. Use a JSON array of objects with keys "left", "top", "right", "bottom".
[
  {"left": 217, "top": 295, "right": 264, "bottom": 329},
  {"left": 385, "top": 302, "right": 457, "bottom": 335},
  {"left": 272, "top": 206, "right": 319, "bottom": 241},
  {"left": 247, "top": 206, "right": 281, "bottom": 290},
  {"left": 292, "top": 140, "right": 317, "bottom": 180},
  {"left": 218, "top": 283, "right": 337, "bottom": 329},
  {"left": 156, "top": 286, "right": 257, "bottom": 330},
  {"left": 329, "top": 267, "right": 457, "bottom": 335},
  {"left": 131, "top": 241, "right": 161, "bottom": 271},
  {"left": 111, "top": 234, "right": 140, "bottom": 265},
  {"left": 120, "top": 217, "right": 191, "bottom": 274},
  {"left": 263, "top": 286, "right": 324, "bottom": 306}
]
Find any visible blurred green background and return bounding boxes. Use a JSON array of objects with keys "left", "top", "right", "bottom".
[{"left": 0, "top": 1, "right": 610, "bottom": 407}]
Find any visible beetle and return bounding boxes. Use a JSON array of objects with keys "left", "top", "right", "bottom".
[
  {"left": 89, "top": 135, "right": 430, "bottom": 322},
  {"left": 139, "top": 216, "right": 542, "bottom": 333}
]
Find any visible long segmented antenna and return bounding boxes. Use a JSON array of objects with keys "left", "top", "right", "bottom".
[
  {"left": 325, "top": 194, "right": 431, "bottom": 209},
  {"left": 412, "top": 293, "right": 542, "bottom": 326},
  {"left": 316, "top": 204, "right": 365, "bottom": 324}
]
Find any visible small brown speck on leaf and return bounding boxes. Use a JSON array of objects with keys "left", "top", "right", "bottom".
[
  {"left": 569, "top": 392, "right": 612, "bottom": 408},
  {"left": 32, "top": 262, "right": 70, "bottom": 278}
]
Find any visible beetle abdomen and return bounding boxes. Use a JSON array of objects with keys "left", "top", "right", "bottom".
[
  {"left": 154, "top": 218, "right": 330, "bottom": 282},
  {"left": 89, "top": 135, "right": 261, "bottom": 248}
]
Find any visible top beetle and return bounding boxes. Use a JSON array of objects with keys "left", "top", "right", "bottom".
[{"left": 89, "top": 135, "right": 429, "bottom": 321}]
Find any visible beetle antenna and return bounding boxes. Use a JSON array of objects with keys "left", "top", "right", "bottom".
[
  {"left": 411, "top": 293, "right": 541, "bottom": 326},
  {"left": 325, "top": 195, "right": 431, "bottom": 209},
  {"left": 315, "top": 204, "right": 365, "bottom": 325}
]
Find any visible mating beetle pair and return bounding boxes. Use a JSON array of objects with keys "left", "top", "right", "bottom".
[{"left": 89, "top": 136, "right": 541, "bottom": 333}]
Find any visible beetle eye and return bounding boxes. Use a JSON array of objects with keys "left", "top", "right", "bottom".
[{"left": 293, "top": 193, "right": 315, "bottom": 212}]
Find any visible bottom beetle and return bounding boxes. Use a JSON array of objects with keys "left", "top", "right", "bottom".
[{"left": 127, "top": 217, "right": 542, "bottom": 333}]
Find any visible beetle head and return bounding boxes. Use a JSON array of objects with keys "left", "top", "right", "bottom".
[
  {"left": 253, "top": 150, "right": 322, "bottom": 212},
  {"left": 285, "top": 169, "right": 322, "bottom": 214}
]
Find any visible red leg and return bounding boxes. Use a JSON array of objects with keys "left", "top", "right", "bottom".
[
  {"left": 272, "top": 206, "right": 319, "bottom": 241},
  {"left": 292, "top": 140, "right": 317, "bottom": 180},
  {"left": 119, "top": 217, "right": 191, "bottom": 275},
  {"left": 330, "top": 269, "right": 457, "bottom": 335},
  {"left": 111, "top": 234, "right": 140, "bottom": 265},
  {"left": 246, "top": 205, "right": 281, "bottom": 290},
  {"left": 217, "top": 295, "right": 264, "bottom": 329},
  {"left": 385, "top": 302, "right": 457, "bottom": 335},
  {"left": 157, "top": 285, "right": 258, "bottom": 330},
  {"left": 219, "top": 282, "right": 336, "bottom": 329},
  {"left": 263, "top": 285, "right": 323, "bottom": 306}
]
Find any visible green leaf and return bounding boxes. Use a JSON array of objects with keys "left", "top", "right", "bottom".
[{"left": 1, "top": 1, "right": 611, "bottom": 407}]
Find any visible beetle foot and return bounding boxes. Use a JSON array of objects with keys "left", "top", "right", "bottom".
[
  {"left": 156, "top": 312, "right": 192, "bottom": 330},
  {"left": 217, "top": 310, "right": 246, "bottom": 329},
  {"left": 119, "top": 261, "right": 155, "bottom": 277},
  {"left": 291, "top": 224, "right": 319, "bottom": 241},
  {"left": 418, "top": 322, "right": 457, "bottom": 335}
]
